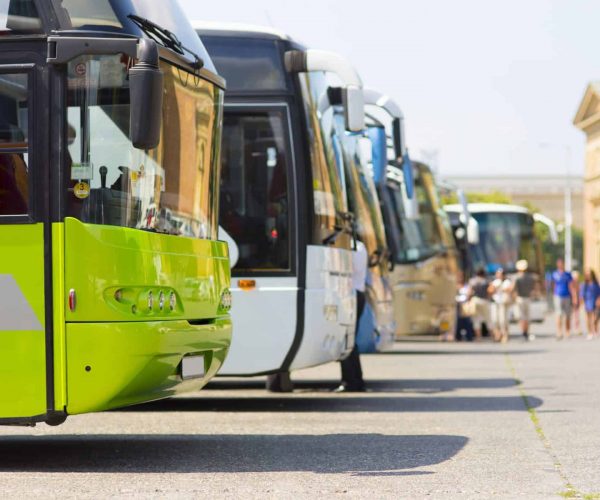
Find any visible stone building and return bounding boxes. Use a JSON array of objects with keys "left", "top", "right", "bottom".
[{"left": 574, "top": 82, "right": 600, "bottom": 271}]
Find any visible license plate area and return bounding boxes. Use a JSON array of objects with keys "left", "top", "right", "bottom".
[{"left": 181, "top": 355, "right": 205, "bottom": 380}]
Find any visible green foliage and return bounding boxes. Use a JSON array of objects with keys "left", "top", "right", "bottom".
[
  {"left": 465, "top": 191, "right": 513, "bottom": 204},
  {"left": 535, "top": 221, "right": 584, "bottom": 271},
  {"left": 441, "top": 191, "right": 513, "bottom": 206}
]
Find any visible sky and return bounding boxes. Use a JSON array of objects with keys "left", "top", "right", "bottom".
[{"left": 180, "top": 0, "right": 600, "bottom": 178}]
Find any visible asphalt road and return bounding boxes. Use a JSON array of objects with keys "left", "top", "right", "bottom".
[{"left": 1, "top": 317, "right": 599, "bottom": 499}]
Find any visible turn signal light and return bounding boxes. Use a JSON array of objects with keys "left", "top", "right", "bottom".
[
  {"left": 238, "top": 279, "right": 256, "bottom": 291},
  {"left": 219, "top": 289, "right": 233, "bottom": 311}
]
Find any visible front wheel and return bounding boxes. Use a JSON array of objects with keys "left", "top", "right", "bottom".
[{"left": 266, "top": 371, "right": 294, "bottom": 393}]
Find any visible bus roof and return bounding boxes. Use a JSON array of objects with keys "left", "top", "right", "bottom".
[
  {"left": 193, "top": 21, "right": 293, "bottom": 42},
  {"left": 445, "top": 203, "right": 530, "bottom": 215}
]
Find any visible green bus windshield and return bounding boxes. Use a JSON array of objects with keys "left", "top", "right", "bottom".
[{"left": 65, "top": 54, "right": 223, "bottom": 240}]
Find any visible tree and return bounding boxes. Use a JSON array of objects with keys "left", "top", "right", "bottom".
[{"left": 441, "top": 190, "right": 513, "bottom": 206}]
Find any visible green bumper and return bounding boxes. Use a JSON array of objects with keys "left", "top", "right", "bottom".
[{"left": 66, "top": 318, "right": 231, "bottom": 415}]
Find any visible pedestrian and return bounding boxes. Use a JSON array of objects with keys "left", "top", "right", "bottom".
[
  {"left": 514, "top": 259, "right": 536, "bottom": 341},
  {"left": 335, "top": 240, "right": 367, "bottom": 392},
  {"left": 488, "top": 268, "right": 513, "bottom": 343},
  {"left": 571, "top": 271, "right": 583, "bottom": 336},
  {"left": 580, "top": 269, "right": 600, "bottom": 339},
  {"left": 468, "top": 267, "right": 490, "bottom": 341},
  {"left": 552, "top": 258, "right": 577, "bottom": 340},
  {"left": 456, "top": 272, "right": 475, "bottom": 342}
]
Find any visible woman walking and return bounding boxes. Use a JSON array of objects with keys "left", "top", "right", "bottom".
[
  {"left": 580, "top": 269, "right": 600, "bottom": 339},
  {"left": 488, "top": 268, "right": 513, "bottom": 343}
]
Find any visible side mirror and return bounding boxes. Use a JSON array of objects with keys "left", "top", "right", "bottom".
[
  {"left": 343, "top": 86, "right": 365, "bottom": 132},
  {"left": 129, "top": 39, "right": 163, "bottom": 150},
  {"left": 367, "top": 125, "right": 387, "bottom": 185},
  {"left": 401, "top": 154, "right": 419, "bottom": 220},
  {"left": 467, "top": 218, "right": 480, "bottom": 245},
  {"left": 402, "top": 157, "right": 415, "bottom": 199},
  {"left": 392, "top": 116, "right": 404, "bottom": 160}
]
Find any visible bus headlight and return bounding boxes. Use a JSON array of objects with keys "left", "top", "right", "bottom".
[{"left": 219, "top": 289, "right": 232, "bottom": 312}]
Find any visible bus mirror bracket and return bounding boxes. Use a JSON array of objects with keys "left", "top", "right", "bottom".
[
  {"left": 285, "top": 49, "right": 365, "bottom": 132},
  {"left": 47, "top": 36, "right": 139, "bottom": 64}
]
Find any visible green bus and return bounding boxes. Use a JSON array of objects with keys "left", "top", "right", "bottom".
[{"left": 0, "top": 0, "right": 232, "bottom": 426}]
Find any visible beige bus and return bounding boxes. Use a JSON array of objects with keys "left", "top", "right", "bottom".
[{"left": 383, "top": 162, "right": 460, "bottom": 337}]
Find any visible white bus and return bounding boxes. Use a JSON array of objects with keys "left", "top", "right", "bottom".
[{"left": 197, "top": 24, "right": 365, "bottom": 390}]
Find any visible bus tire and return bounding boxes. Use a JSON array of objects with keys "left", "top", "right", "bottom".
[{"left": 266, "top": 371, "right": 293, "bottom": 393}]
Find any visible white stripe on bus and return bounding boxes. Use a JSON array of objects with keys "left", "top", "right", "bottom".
[{"left": 0, "top": 275, "right": 43, "bottom": 331}]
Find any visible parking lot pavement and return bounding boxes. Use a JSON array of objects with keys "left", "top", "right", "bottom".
[{"left": 0, "top": 317, "right": 599, "bottom": 498}]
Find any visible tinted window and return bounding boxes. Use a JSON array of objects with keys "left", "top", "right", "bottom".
[
  {"left": 0, "top": 0, "right": 42, "bottom": 34},
  {"left": 201, "top": 36, "right": 287, "bottom": 92},
  {"left": 471, "top": 212, "right": 539, "bottom": 274},
  {"left": 298, "top": 72, "right": 349, "bottom": 245},
  {"left": 58, "top": 0, "right": 216, "bottom": 72},
  {"left": 0, "top": 72, "right": 29, "bottom": 215},
  {"left": 66, "top": 55, "right": 223, "bottom": 239},
  {"left": 386, "top": 166, "right": 446, "bottom": 263},
  {"left": 220, "top": 109, "right": 291, "bottom": 272},
  {"left": 335, "top": 114, "right": 386, "bottom": 262}
]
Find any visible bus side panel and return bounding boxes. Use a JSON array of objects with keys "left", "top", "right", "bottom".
[
  {"left": 289, "top": 246, "right": 355, "bottom": 370},
  {"left": 65, "top": 318, "right": 231, "bottom": 415},
  {"left": 0, "top": 224, "right": 47, "bottom": 418},
  {"left": 219, "top": 277, "right": 298, "bottom": 376}
]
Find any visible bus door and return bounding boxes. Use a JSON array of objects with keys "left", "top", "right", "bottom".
[
  {"left": 0, "top": 47, "right": 51, "bottom": 422},
  {"left": 218, "top": 103, "right": 298, "bottom": 374}
]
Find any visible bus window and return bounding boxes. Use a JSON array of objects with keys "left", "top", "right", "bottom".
[
  {"left": 0, "top": 0, "right": 41, "bottom": 34},
  {"left": 471, "top": 212, "right": 539, "bottom": 274},
  {"left": 220, "top": 109, "right": 291, "bottom": 272},
  {"left": 65, "top": 54, "right": 222, "bottom": 240},
  {"left": 387, "top": 168, "right": 446, "bottom": 263},
  {"left": 298, "top": 72, "right": 349, "bottom": 245},
  {"left": 202, "top": 37, "right": 288, "bottom": 92},
  {"left": 0, "top": 72, "right": 29, "bottom": 215}
]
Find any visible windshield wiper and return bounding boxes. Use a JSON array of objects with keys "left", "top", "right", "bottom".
[{"left": 128, "top": 14, "right": 204, "bottom": 70}]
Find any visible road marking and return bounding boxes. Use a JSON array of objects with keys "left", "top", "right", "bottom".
[{"left": 0, "top": 274, "right": 43, "bottom": 331}]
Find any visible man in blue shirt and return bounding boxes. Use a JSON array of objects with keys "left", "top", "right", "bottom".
[{"left": 552, "top": 258, "right": 576, "bottom": 339}]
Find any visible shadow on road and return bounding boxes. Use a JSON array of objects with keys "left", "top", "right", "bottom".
[
  {"left": 206, "top": 377, "right": 520, "bottom": 394},
  {"left": 116, "top": 394, "right": 541, "bottom": 413},
  {"left": 375, "top": 349, "right": 546, "bottom": 356},
  {"left": 0, "top": 433, "right": 468, "bottom": 475}
]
